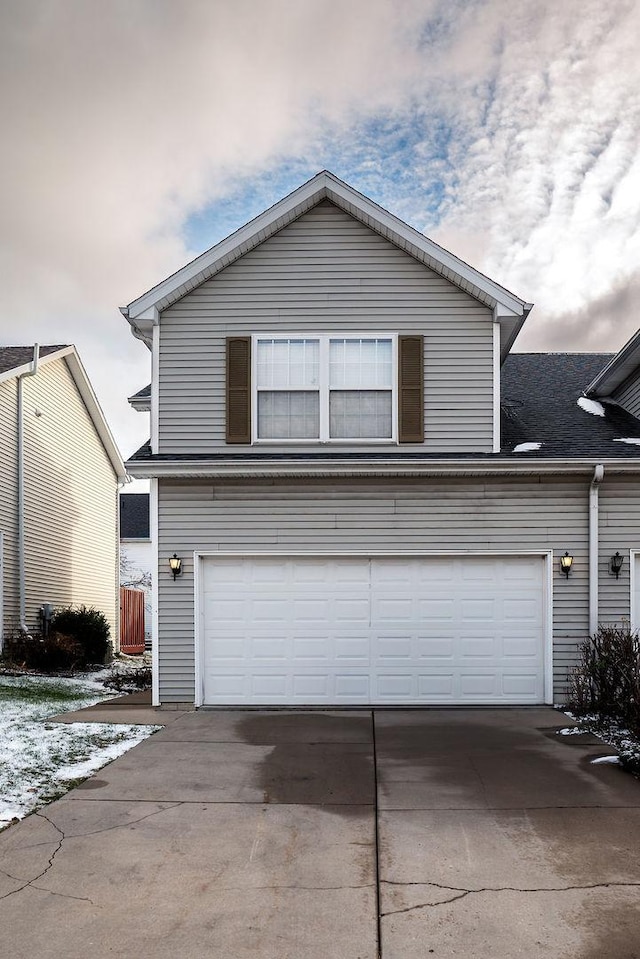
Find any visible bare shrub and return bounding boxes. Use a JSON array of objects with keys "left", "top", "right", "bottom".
[{"left": 569, "top": 626, "right": 640, "bottom": 737}]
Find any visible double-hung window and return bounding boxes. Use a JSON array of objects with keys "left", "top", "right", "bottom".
[{"left": 255, "top": 335, "right": 395, "bottom": 441}]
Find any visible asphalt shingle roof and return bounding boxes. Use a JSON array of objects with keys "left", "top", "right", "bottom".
[
  {"left": 130, "top": 384, "right": 151, "bottom": 399},
  {"left": 501, "top": 353, "right": 640, "bottom": 457},
  {"left": 120, "top": 493, "right": 150, "bottom": 538},
  {"left": 0, "top": 345, "right": 68, "bottom": 375}
]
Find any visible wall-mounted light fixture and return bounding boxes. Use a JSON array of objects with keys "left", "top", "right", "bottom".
[
  {"left": 610, "top": 551, "right": 624, "bottom": 579},
  {"left": 560, "top": 551, "right": 573, "bottom": 578},
  {"left": 169, "top": 553, "right": 182, "bottom": 580}
]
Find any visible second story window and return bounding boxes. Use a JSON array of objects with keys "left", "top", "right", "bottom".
[{"left": 255, "top": 336, "right": 395, "bottom": 441}]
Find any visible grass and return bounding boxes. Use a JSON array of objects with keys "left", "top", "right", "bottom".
[{"left": 0, "top": 675, "right": 158, "bottom": 828}]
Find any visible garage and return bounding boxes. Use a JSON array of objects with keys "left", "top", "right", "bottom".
[{"left": 199, "top": 554, "right": 548, "bottom": 706}]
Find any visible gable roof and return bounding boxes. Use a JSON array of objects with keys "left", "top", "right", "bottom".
[
  {"left": 122, "top": 171, "right": 532, "bottom": 360},
  {"left": 120, "top": 493, "right": 150, "bottom": 538},
  {"left": 0, "top": 344, "right": 127, "bottom": 482},
  {"left": 501, "top": 353, "right": 640, "bottom": 457},
  {"left": 585, "top": 327, "right": 640, "bottom": 397}
]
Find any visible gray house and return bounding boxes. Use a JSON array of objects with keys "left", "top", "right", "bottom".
[{"left": 122, "top": 171, "right": 640, "bottom": 709}]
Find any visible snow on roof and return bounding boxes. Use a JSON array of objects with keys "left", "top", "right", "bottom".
[
  {"left": 577, "top": 396, "right": 605, "bottom": 417},
  {"left": 613, "top": 438, "right": 640, "bottom": 446},
  {"left": 513, "top": 442, "right": 542, "bottom": 452}
]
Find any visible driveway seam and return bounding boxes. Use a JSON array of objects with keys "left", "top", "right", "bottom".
[{"left": 372, "top": 709, "right": 382, "bottom": 959}]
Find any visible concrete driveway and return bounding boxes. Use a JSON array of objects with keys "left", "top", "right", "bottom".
[{"left": 1, "top": 707, "right": 640, "bottom": 958}]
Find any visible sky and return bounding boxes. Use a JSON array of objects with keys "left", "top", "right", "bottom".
[{"left": 1, "top": 0, "right": 640, "bottom": 480}]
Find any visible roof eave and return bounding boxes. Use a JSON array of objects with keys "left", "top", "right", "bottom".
[
  {"left": 64, "top": 349, "right": 128, "bottom": 482},
  {"left": 586, "top": 328, "right": 640, "bottom": 396},
  {"left": 125, "top": 456, "right": 640, "bottom": 480}
]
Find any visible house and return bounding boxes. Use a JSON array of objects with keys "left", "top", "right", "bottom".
[
  {"left": 121, "top": 170, "right": 640, "bottom": 709},
  {"left": 0, "top": 345, "right": 126, "bottom": 647},
  {"left": 119, "top": 492, "right": 152, "bottom": 640}
]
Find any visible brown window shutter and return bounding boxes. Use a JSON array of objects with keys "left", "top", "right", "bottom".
[
  {"left": 226, "top": 337, "right": 251, "bottom": 443},
  {"left": 398, "top": 335, "right": 424, "bottom": 443}
]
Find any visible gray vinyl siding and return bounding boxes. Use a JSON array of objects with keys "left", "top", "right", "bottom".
[
  {"left": 599, "top": 478, "right": 640, "bottom": 627},
  {"left": 157, "top": 475, "right": 593, "bottom": 704},
  {"left": 158, "top": 201, "right": 494, "bottom": 456},
  {"left": 0, "top": 359, "right": 119, "bottom": 644},
  {"left": 612, "top": 370, "right": 640, "bottom": 420}
]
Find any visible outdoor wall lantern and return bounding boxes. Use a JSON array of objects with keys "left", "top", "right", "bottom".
[
  {"left": 610, "top": 551, "right": 624, "bottom": 579},
  {"left": 169, "top": 553, "right": 182, "bottom": 580},
  {"left": 560, "top": 552, "right": 573, "bottom": 578}
]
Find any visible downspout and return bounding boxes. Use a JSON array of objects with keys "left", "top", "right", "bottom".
[
  {"left": 17, "top": 345, "right": 39, "bottom": 633},
  {"left": 589, "top": 464, "right": 604, "bottom": 637}
]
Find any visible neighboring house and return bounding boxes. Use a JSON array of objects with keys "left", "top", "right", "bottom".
[
  {"left": 0, "top": 345, "right": 126, "bottom": 647},
  {"left": 119, "top": 492, "right": 152, "bottom": 639},
  {"left": 122, "top": 170, "right": 640, "bottom": 709}
]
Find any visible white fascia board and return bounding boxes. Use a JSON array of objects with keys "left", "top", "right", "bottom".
[
  {"left": 123, "top": 171, "right": 529, "bottom": 331},
  {"left": 0, "top": 346, "right": 75, "bottom": 386},
  {"left": 64, "top": 349, "right": 128, "bottom": 482},
  {"left": 125, "top": 457, "right": 640, "bottom": 480},
  {"left": 586, "top": 327, "right": 640, "bottom": 396}
]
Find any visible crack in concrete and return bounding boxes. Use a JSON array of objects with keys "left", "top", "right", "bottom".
[
  {"left": 66, "top": 801, "right": 183, "bottom": 838},
  {"left": 0, "top": 803, "right": 182, "bottom": 905},
  {"left": 380, "top": 879, "right": 640, "bottom": 917},
  {"left": 0, "top": 811, "right": 64, "bottom": 902}
]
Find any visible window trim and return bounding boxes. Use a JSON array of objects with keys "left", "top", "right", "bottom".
[{"left": 251, "top": 333, "right": 398, "bottom": 444}]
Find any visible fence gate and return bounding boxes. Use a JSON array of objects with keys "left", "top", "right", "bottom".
[{"left": 119, "top": 587, "right": 145, "bottom": 655}]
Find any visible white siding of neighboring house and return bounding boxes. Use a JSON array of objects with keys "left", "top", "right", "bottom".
[
  {"left": 158, "top": 200, "right": 495, "bottom": 456},
  {"left": 0, "top": 357, "right": 119, "bottom": 645},
  {"left": 120, "top": 539, "right": 152, "bottom": 638},
  {"left": 155, "top": 474, "right": 605, "bottom": 704},
  {"left": 0, "top": 378, "right": 19, "bottom": 639}
]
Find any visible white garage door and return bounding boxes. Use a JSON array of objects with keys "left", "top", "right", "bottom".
[{"left": 200, "top": 555, "right": 546, "bottom": 706}]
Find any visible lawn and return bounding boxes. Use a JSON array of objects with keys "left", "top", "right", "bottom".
[{"left": 0, "top": 674, "right": 158, "bottom": 828}]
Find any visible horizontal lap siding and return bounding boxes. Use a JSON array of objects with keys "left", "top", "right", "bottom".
[
  {"left": 158, "top": 476, "right": 589, "bottom": 703},
  {"left": 0, "top": 382, "right": 19, "bottom": 633},
  {"left": 599, "top": 478, "right": 640, "bottom": 627},
  {"left": 22, "top": 360, "right": 118, "bottom": 642},
  {"left": 613, "top": 371, "right": 640, "bottom": 419},
  {"left": 159, "top": 201, "right": 493, "bottom": 455}
]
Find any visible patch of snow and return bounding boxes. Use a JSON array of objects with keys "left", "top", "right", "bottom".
[
  {"left": 613, "top": 438, "right": 640, "bottom": 446},
  {"left": 557, "top": 727, "right": 585, "bottom": 736},
  {"left": 577, "top": 396, "right": 605, "bottom": 417},
  {"left": 590, "top": 755, "right": 620, "bottom": 765},
  {"left": 0, "top": 675, "right": 158, "bottom": 828},
  {"left": 513, "top": 442, "right": 542, "bottom": 452}
]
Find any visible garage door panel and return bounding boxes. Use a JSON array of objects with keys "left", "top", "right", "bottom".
[{"left": 201, "top": 556, "right": 546, "bottom": 705}]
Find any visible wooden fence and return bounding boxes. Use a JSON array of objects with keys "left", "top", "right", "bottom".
[{"left": 119, "top": 587, "right": 145, "bottom": 655}]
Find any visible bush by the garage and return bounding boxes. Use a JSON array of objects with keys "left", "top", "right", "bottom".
[
  {"left": 51, "top": 606, "right": 112, "bottom": 667},
  {"left": 569, "top": 625, "right": 640, "bottom": 737}
]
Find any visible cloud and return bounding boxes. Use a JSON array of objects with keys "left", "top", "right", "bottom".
[{"left": 1, "top": 0, "right": 639, "bottom": 461}]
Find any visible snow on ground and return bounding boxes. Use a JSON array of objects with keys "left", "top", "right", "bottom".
[
  {"left": 577, "top": 396, "right": 605, "bottom": 416},
  {"left": 591, "top": 755, "right": 621, "bottom": 765},
  {"left": 0, "top": 674, "right": 158, "bottom": 828}
]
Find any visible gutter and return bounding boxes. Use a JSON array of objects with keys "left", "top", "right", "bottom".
[
  {"left": 589, "top": 465, "right": 605, "bottom": 636},
  {"left": 17, "top": 345, "right": 39, "bottom": 634}
]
